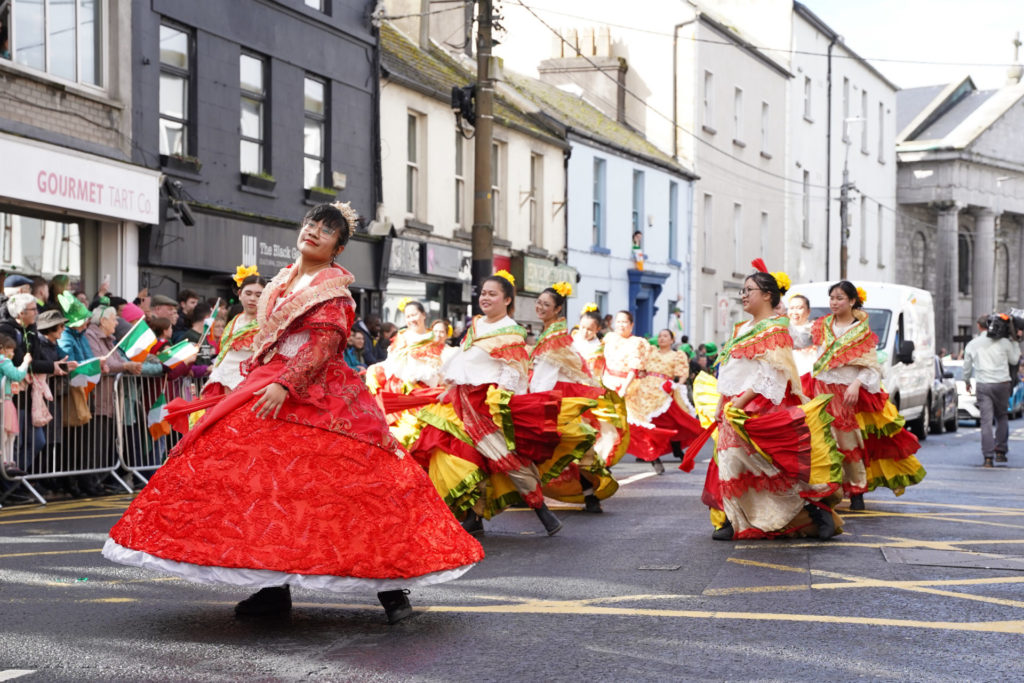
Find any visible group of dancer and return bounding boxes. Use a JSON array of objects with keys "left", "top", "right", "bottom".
[{"left": 98, "top": 203, "right": 926, "bottom": 625}]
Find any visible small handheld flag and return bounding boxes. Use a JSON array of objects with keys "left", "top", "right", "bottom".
[
  {"left": 157, "top": 341, "right": 199, "bottom": 368},
  {"left": 68, "top": 358, "right": 102, "bottom": 398}
]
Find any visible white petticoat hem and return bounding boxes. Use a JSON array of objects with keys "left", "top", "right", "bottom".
[{"left": 102, "top": 539, "right": 476, "bottom": 593}]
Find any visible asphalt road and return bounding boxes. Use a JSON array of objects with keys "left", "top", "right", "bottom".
[{"left": 2, "top": 420, "right": 1024, "bottom": 682}]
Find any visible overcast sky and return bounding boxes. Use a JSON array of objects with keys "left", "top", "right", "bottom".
[{"left": 799, "top": 0, "right": 1024, "bottom": 90}]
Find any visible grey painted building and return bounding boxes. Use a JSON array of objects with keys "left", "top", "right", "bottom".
[
  {"left": 896, "top": 71, "right": 1024, "bottom": 352},
  {"left": 133, "top": 0, "right": 384, "bottom": 308}
]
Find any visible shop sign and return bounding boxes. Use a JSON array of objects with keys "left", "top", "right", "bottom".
[
  {"left": 388, "top": 238, "right": 421, "bottom": 276},
  {"left": 422, "top": 243, "right": 463, "bottom": 280},
  {"left": 512, "top": 255, "right": 577, "bottom": 294},
  {"left": 0, "top": 133, "right": 160, "bottom": 224}
]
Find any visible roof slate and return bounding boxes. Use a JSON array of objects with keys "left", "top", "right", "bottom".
[
  {"left": 915, "top": 89, "right": 999, "bottom": 140},
  {"left": 502, "top": 73, "right": 695, "bottom": 177},
  {"left": 896, "top": 85, "right": 947, "bottom": 135},
  {"left": 380, "top": 23, "right": 564, "bottom": 147}
]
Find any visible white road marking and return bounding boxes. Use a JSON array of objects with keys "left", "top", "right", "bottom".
[
  {"left": 0, "top": 671, "right": 37, "bottom": 681},
  {"left": 617, "top": 471, "right": 659, "bottom": 486}
]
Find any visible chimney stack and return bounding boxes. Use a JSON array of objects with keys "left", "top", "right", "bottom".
[{"left": 537, "top": 27, "right": 629, "bottom": 125}]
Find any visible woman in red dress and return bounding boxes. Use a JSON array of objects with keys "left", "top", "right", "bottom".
[{"left": 102, "top": 203, "right": 484, "bottom": 623}]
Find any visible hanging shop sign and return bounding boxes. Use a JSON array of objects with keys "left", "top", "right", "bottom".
[{"left": 511, "top": 255, "right": 578, "bottom": 294}]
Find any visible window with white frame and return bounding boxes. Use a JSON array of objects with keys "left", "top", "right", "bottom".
[
  {"left": 303, "top": 75, "right": 327, "bottom": 188},
  {"left": 631, "top": 170, "right": 645, "bottom": 234},
  {"left": 454, "top": 132, "right": 465, "bottom": 228},
  {"left": 860, "top": 89, "right": 869, "bottom": 153},
  {"left": 733, "top": 87, "right": 743, "bottom": 143},
  {"left": 529, "top": 153, "right": 543, "bottom": 246},
  {"left": 491, "top": 141, "right": 505, "bottom": 237},
  {"left": 405, "top": 112, "right": 424, "bottom": 216},
  {"left": 159, "top": 23, "right": 191, "bottom": 157},
  {"left": 595, "top": 290, "right": 608, "bottom": 316},
  {"left": 668, "top": 181, "right": 679, "bottom": 262},
  {"left": 703, "top": 71, "right": 714, "bottom": 130},
  {"left": 801, "top": 171, "right": 810, "bottom": 244},
  {"left": 842, "top": 77, "right": 850, "bottom": 141},
  {"left": 304, "top": 0, "right": 324, "bottom": 10},
  {"left": 702, "top": 193, "right": 713, "bottom": 263},
  {"left": 803, "top": 76, "right": 812, "bottom": 120},
  {"left": 877, "top": 101, "right": 885, "bottom": 161},
  {"left": 592, "top": 157, "right": 606, "bottom": 248},
  {"left": 877, "top": 203, "right": 885, "bottom": 266},
  {"left": 732, "top": 202, "right": 743, "bottom": 273},
  {"left": 760, "top": 101, "right": 769, "bottom": 154},
  {"left": 239, "top": 53, "right": 268, "bottom": 175},
  {"left": 7, "top": 0, "right": 104, "bottom": 86},
  {"left": 859, "top": 195, "right": 867, "bottom": 261}
]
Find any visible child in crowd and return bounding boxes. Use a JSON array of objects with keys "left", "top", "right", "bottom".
[{"left": 0, "top": 333, "right": 31, "bottom": 476}]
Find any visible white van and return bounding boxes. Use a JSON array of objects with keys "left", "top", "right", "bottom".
[{"left": 787, "top": 281, "right": 936, "bottom": 439}]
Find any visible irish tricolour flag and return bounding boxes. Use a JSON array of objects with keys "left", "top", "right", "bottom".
[
  {"left": 157, "top": 340, "right": 198, "bottom": 368},
  {"left": 69, "top": 358, "right": 102, "bottom": 398},
  {"left": 147, "top": 394, "right": 171, "bottom": 439},
  {"left": 115, "top": 319, "right": 157, "bottom": 362}
]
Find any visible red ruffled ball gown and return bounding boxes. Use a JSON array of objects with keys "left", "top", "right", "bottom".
[
  {"left": 701, "top": 316, "right": 844, "bottom": 540},
  {"left": 803, "top": 313, "right": 924, "bottom": 502},
  {"left": 102, "top": 265, "right": 483, "bottom": 595},
  {"left": 625, "top": 348, "right": 702, "bottom": 462}
]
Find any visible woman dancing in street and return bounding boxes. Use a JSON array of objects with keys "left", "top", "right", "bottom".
[
  {"left": 703, "top": 260, "right": 843, "bottom": 541},
  {"left": 367, "top": 299, "right": 445, "bottom": 396},
  {"left": 803, "top": 281, "right": 925, "bottom": 510},
  {"left": 787, "top": 293, "right": 817, "bottom": 376},
  {"left": 572, "top": 305, "right": 606, "bottom": 379},
  {"left": 102, "top": 203, "right": 484, "bottom": 624},
  {"left": 530, "top": 283, "right": 626, "bottom": 514},
  {"left": 203, "top": 267, "right": 264, "bottom": 396},
  {"left": 626, "top": 328, "right": 702, "bottom": 468},
  {"left": 409, "top": 271, "right": 564, "bottom": 535}
]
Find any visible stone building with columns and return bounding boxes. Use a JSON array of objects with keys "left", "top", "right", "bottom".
[{"left": 895, "top": 73, "right": 1024, "bottom": 352}]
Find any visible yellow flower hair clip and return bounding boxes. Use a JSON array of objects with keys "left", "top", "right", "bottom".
[
  {"left": 232, "top": 264, "right": 259, "bottom": 287},
  {"left": 396, "top": 296, "right": 414, "bottom": 312},
  {"left": 552, "top": 281, "right": 573, "bottom": 298},
  {"left": 855, "top": 286, "right": 868, "bottom": 305},
  {"left": 582, "top": 302, "right": 599, "bottom": 313},
  {"left": 770, "top": 271, "right": 791, "bottom": 294},
  {"left": 493, "top": 269, "right": 516, "bottom": 286}
]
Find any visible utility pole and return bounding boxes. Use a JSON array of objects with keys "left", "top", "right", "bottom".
[
  {"left": 471, "top": 0, "right": 495, "bottom": 315},
  {"left": 838, "top": 118, "right": 861, "bottom": 280}
]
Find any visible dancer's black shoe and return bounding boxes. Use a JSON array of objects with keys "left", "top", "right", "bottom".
[
  {"left": 461, "top": 510, "right": 484, "bottom": 535},
  {"left": 377, "top": 589, "right": 413, "bottom": 624},
  {"left": 652, "top": 458, "right": 665, "bottom": 475},
  {"left": 534, "top": 504, "right": 563, "bottom": 535},
  {"left": 711, "top": 522, "right": 734, "bottom": 541},
  {"left": 849, "top": 493, "right": 865, "bottom": 510},
  {"left": 235, "top": 586, "right": 291, "bottom": 618},
  {"left": 805, "top": 503, "right": 836, "bottom": 540},
  {"left": 583, "top": 494, "right": 603, "bottom": 513}
]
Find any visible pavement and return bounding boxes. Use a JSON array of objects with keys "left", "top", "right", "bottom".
[{"left": 2, "top": 419, "right": 1024, "bottom": 681}]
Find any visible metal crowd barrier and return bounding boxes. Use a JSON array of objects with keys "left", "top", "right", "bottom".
[
  {"left": 0, "top": 372, "right": 207, "bottom": 506},
  {"left": 0, "top": 374, "right": 130, "bottom": 505},
  {"left": 114, "top": 373, "right": 204, "bottom": 484}
]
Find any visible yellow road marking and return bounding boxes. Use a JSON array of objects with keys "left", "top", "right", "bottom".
[
  {"left": 0, "top": 513, "right": 123, "bottom": 526},
  {"left": 0, "top": 548, "right": 100, "bottom": 559},
  {"left": 719, "top": 556, "right": 1024, "bottom": 609}
]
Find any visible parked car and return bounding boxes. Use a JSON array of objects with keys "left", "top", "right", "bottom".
[
  {"left": 931, "top": 356, "right": 958, "bottom": 433},
  {"left": 1011, "top": 380, "right": 1024, "bottom": 419},
  {"left": 944, "top": 359, "right": 979, "bottom": 426},
  {"left": 792, "top": 281, "right": 936, "bottom": 439}
]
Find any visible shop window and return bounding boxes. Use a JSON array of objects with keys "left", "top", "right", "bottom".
[
  {"left": 303, "top": 75, "right": 327, "bottom": 188},
  {"left": 240, "top": 52, "right": 268, "bottom": 175},
  {"left": 6, "top": 0, "right": 103, "bottom": 86},
  {"left": 0, "top": 212, "right": 80, "bottom": 276},
  {"left": 529, "top": 153, "right": 543, "bottom": 246},
  {"left": 159, "top": 22, "right": 192, "bottom": 157}
]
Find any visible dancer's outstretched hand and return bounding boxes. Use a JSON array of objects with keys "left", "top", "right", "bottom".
[{"left": 252, "top": 382, "right": 288, "bottom": 419}]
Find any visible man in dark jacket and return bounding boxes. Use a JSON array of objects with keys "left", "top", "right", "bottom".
[{"left": 0, "top": 292, "right": 37, "bottom": 366}]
